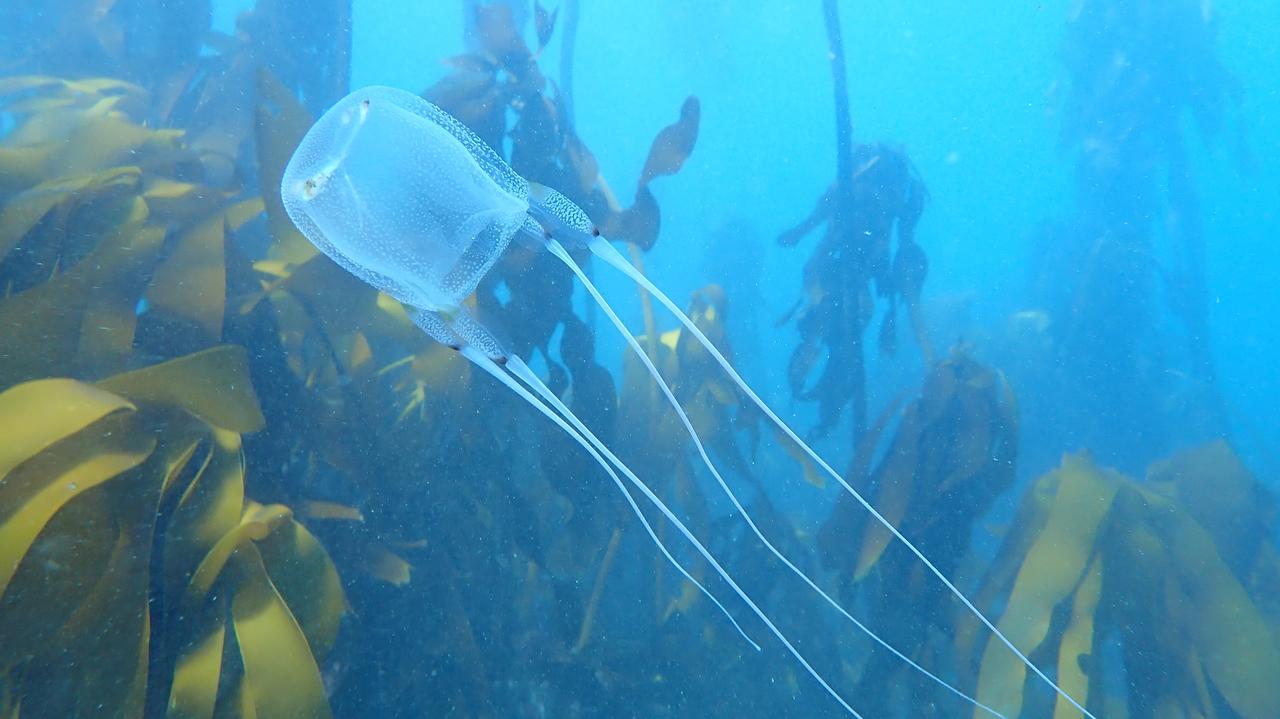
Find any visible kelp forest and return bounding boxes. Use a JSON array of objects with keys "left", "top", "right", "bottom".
[{"left": 0, "top": 1, "right": 1276, "bottom": 718}]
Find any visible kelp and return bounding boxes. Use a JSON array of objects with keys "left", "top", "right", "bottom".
[
  {"left": 0, "top": 70, "right": 360, "bottom": 718},
  {"left": 2, "top": 7, "right": 1278, "bottom": 717},
  {"left": 620, "top": 285, "right": 754, "bottom": 485},
  {"left": 820, "top": 349, "right": 1018, "bottom": 582},
  {"left": 778, "top": 142, "right": 930, "bottom": 441},
  {"left": 0, "top": 0, "right": 350, "bottom": 137},
  {"left": 425, "top": 1, "right": 702, "bottom": 388},
  {"left": 1026, "top": 0, "right": 1240, "bottom": 468},
  {"left": 770, "top": 0, "right": 932, "bottom": 445},
  {"left": 0, "top": 349, "right": 342, "bottom": 719},
  {"left": 815, "top": 349, "right": 1018, "bottom": 717},
  {"left": 1, "top": 7, "right": 914, "bottom": 718},
  {"left": 963, "top": 442, "right": 1280, "bottom": 719},
  {"left": 0, "top": 75, "right": 265, "bottom": 380}
]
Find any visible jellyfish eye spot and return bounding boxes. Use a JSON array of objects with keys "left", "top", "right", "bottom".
[
  {"left": 302, "top": 174, "right": 327, "bottom": 200},
  {"left": 362, "top": 99, "right": 371, "bottom": 110},
  {"left": 591, "top": 226, "right": 601, "bottom": 237}
]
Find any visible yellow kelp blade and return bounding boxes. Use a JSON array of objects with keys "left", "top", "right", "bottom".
[
  {"left": 0, "top": 409, "right": 153, "bottom": 596},
  {"left": 0, "top": 145, "right": 50, "bottom": 195},
  {"left": 0, "top": 384, "right": 149, "bottom": 690},
  {"left": 76, "top": 206, "right": 167, "bottom": 374},
  {"left": 1054, "top": 556, "right": 1102, "bottom": 719},
  {"left": 0, "top": 475, "right": 118, "bottom": 669},
  {"left": 146, "top": 214, "right": 229, "bottom": 341},
  {"left": 256, "top": 518, "right": 347, "bottom": 659},
  {"left": 164, "top": 430, "right": 248, "bottom": 598},
  {"left": 0, "top": 165, "right": 141, "bottom": 266},
  {"left": 46, "top": 111, "right": 182, "bottom": 178},
  {"left": 255, "top": 69, "right": 318, "bottom": 267},
  {"left": 167, "top": 593, "right": 228, "bottom": 719},
  {"left": 0, "top": 195, "right": 164, "bottom": 385},
  {"left": 302, "top": 500, "right": 364, "bottom": 522},
  {"left": 1148, "top": 440, "right": 1267, "bottom": 559},
  {"left": 0, "top": 76, "right": 144, "bottom": 111},
  {"left": 0, "top": 378, "right": 134, "bottom": 478},
  {"left": 243, "top": 253, "right": 419, "bottom": 393},
  {"left": 229, "top": 544, "right": 333, "bottom": 719},
  {"left": 144, "top": 198, "right": 266, "bottom": 344},
  {"left": 97, "top": 345, "right": 266, "bottom": 433},
  {"left": 853, "top": 405, "right": 922, "bottom": 579},
  {"left": 958, "top": 467, "right": 1058, "bottom": 666},
  {"left": 164, "top": 443, "right": 341, "bottom": 718},
  {"left": 0, "top": 74, "right": 66, "bottom": 97},
  {"left": 0, "top": 672, "right": 15, "bottom": 719},
  {"left": 975, "top": 453, "right": 1120, "bottom": 718},
  {"left": 270, "top": 253, "right": 416, "bottom": 364},
  {"left": 362, "top": 544, "right": 413, "bottom": 587},
  {"left": 1156, "top": 498, "right": 1280, "bottom": 718},
  {"left": 1186, "top": 650, "right": 1220, "bottom": 719},
  {"left": 15, "top": 440, "right": 161, "bottom": 719},
  {"left": 141, "top": 177, "right": 217, "bottom": 218},
  {"left": 774, "top": 429, "right": 826, "bottom": 490},
  {"left": 186, "top": 503, "right": 293, "bottom": 600},
  {"left": 31, "top": 536, "right": 152, "bottom": 717}
]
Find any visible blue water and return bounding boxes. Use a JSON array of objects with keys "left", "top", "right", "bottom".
[{"left": 351, "top": 0, "right": 1279, "bottom": 483}]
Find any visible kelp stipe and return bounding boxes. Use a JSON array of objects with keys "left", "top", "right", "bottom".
[{"left": 281, "top": 85, "right": 1085, "bottom": 717}]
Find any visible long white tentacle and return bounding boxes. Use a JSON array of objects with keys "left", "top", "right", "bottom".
[
  {"left": 545, "top": 238, "right": 1006, "bottom": 717},
  {"left": 497, "top": 352, "right": 863, "bottom": 717},
  {"left": 586, "top": 234, "right": 1095, "bottom": 719},
  {"left": 451, "top": 344, "right": 759, "bottom": 650}
]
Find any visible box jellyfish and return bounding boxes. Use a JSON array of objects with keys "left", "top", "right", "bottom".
[{"left": 281, "top": 86, "right": 1092, "bottom": 719}]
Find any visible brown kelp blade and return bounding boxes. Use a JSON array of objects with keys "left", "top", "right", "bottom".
[
  {"left": 639, "top": 96, "right": 701, "bottom": 187},
  {"left": 534, "top": 1, "right": 559, "bottom": 49}
]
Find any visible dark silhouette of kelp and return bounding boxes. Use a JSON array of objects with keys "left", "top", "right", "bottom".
[
  {"left": 1027, "top": 0, "right": 1240, "bottom": 470},
  {"left": 818, "top": 349, "right": 1018, "bottom": 717},
  {"left": 778, "top": 0, "right": 931, "bottom": 444}
]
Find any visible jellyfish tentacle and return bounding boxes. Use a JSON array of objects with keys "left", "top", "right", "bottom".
[
  {"left": 443, "top": 340, "right": 760, "bottom": 651},
  {"left": 585, "top": 234, "right": 1095, "bottom": 719},
  {"left": 543, "top": 238, "right": 1007, "bottom": 719},
  {"left": 499, "top": 353, "right": 862, "bottom": 718}
]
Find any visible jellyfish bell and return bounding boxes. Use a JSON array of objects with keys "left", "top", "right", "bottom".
[
  {"left": 282, "top": 86, "right": 529, "bottom": 317},
  {"left": 282, "top": 85, "right": 1092, "bottom": 719}
]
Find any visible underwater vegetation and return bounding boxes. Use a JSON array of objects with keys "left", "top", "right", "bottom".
[
  {"left": 0, "top": 352, "right": 343, "bottom": 719},
  {"left": 813, "top": 357, "right": 1280, "bottom": 718},
  {"left": 1026, "top": 0, "right": 1242, "bottom": 470},
  {"left": 0, "top": 77, "right": 344, "bottom": 718},
  {"left": 963, "top": 442, "right": 1280, "bottom": 719},
  {"left": 0, "top": 2, "right": 1277, "bottom": 718},
  {"left": 818, "top": 350, "right": 1019, "bottom": 717},
  {"left": 426, "top": 0, "right": 701, "bottom": 370},
  {"left": 777, "top": 142, "right": 929, "bottom": 444},
  {"left": 779, "top": 0, "right": 931, "bottom": 445}
]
